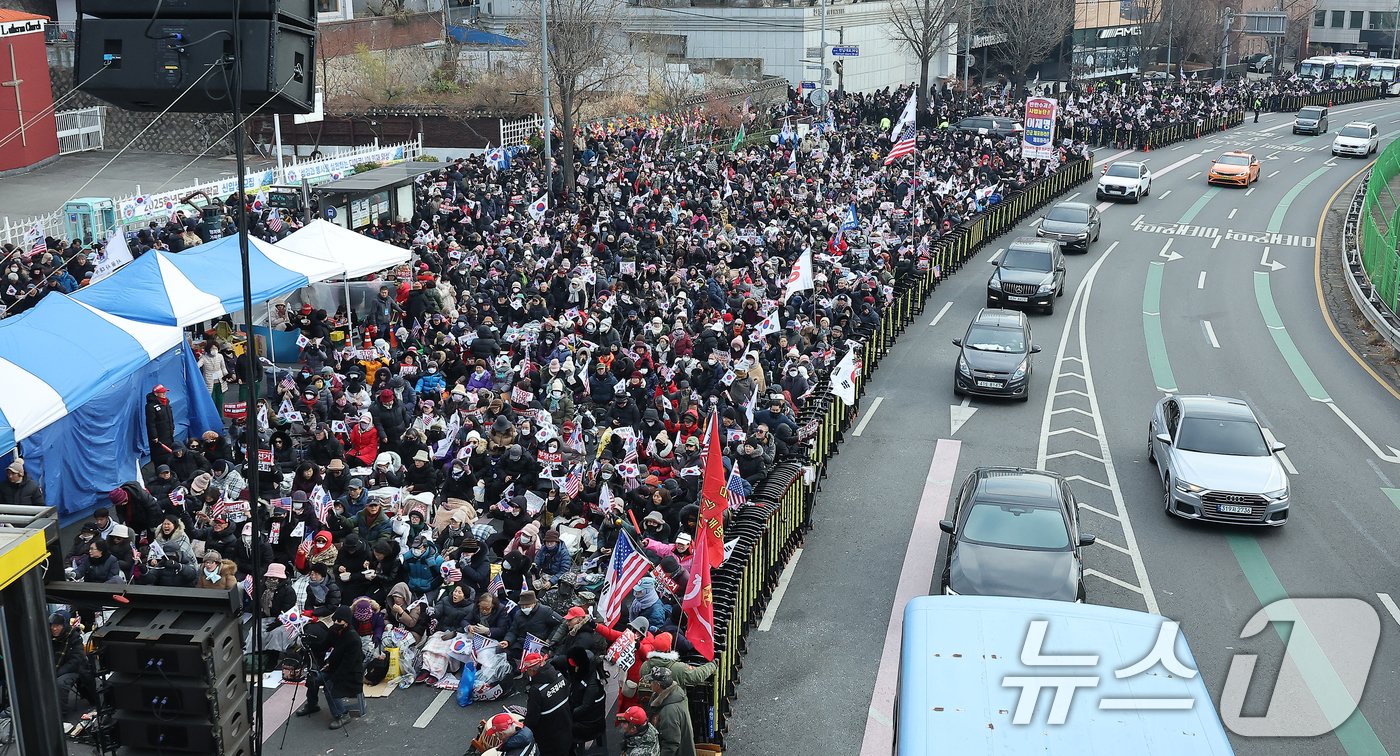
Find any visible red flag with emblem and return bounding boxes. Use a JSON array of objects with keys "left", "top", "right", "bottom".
[
  {"left": 698, "top": 412, "right": 728, "bottom": 564},
  {"left": 682, "top": 513, "right": 716, "bottom": 660}
]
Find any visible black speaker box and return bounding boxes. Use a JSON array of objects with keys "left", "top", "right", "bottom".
[
  {"left": 79, "top": 0, "right": 316, "bottom": 29},
  {"left": 75, "top": 18, "right": 314, "bottom": 114},
  {"left": 94, "top": 607, "right": 243, "bottom": 676},
  {"left": 109, "top": 664, "right": 245, "bottom": 718},
  {"left": 113, "top": 706, "right": 251, "bottom": 756}
]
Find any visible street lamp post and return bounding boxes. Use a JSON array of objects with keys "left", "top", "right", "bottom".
[{"left": 540, "top": 0, "right": 553, "bottom": 198}]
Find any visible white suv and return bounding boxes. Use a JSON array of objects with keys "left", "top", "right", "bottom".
[
  {"left": 1333, "top": 121, "right": 1379, "bottom": 157},
  {"left": 1096, "top": 161, "right": 1152, "bottom": 202}
]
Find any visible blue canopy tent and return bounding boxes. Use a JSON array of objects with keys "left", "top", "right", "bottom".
[
  {"left": 72, "top": 234, "right": 340, "bottom": 327},
  {"left": 0, "top": 296, "right": 222, "bottom": 523}
]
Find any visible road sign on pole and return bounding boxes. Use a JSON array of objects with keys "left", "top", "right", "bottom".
[
  {"left": 831, "top": 45, "right": 860, "bottom": 57},
  {"left": 800, "top": 81, "right": 817, "bottom": 90}
]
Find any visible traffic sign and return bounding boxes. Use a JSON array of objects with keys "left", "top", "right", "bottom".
[
  {"left": 800, "top": 81, "right": 817, "bottom": 90},
  {"left": 831, "top": 45, "right": 860, "bottom": 57}
]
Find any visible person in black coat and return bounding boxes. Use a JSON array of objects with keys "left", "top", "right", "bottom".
[
  {"left": 503, "top": 590, "right": 563, "bottom": 657},
  {"left": 50, "top": 611, "right": 90, "bottom": 717},
  {"left": 563, "top": 646, "right": 607, "bottom": 749},
  {"left": 0, "top": 459, "right": 44, "bottom": 507},
  {"left": 145, "top": 385, "right": 176, "bottom": 466},
  {"left": 83, "top": 539, "right": 124, "bottom": 583},
  {"left": 521, "top": 652, "right": 573, "bottom": 756},
  {"left": 135, "top": 547, "right": 197, "bottom": 587},
  {"left": 297, "top": 606, "right": 366, "bottom": 729}
]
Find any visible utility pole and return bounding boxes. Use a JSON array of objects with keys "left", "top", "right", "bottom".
[
  {"left": 1221, "top": 7, "right": 1235, "bottom": 79},
  {"left": 1392, "top": 0, "right": 1398, "bottom": 58},
  {"left": 819, "top": 0, "right": 827, "bottom": 114},
  {"left": 1165, "top": 14, "right": 1172, "bottom": 75},
  {"left": 539, "top": 0, "right": 553, "bottom": 199},
  {"left": 962, "top": 0, "right": 971, "bottom": 96}
]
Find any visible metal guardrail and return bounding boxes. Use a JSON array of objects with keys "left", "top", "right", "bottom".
[
  {"left": 1343, "top": 174, "right": 1400, "bottom": 355},
  {"left": 689, "top": 155, "right": 1096, "bottom": 747}
]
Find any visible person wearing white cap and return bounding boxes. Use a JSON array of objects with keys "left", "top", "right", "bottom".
[{"left": 106, "top": 523, "right": 137, "bottom": 578}]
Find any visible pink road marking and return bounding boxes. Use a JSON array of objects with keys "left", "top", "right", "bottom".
[
  {"left": 260, "top": 683, "right": 300, "bottom": 743},
  {"left": 858, "top": 439, "right": 962, "bottom": 756}
]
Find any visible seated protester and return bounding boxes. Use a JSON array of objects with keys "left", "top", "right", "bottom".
[
  {"left": 231, "top": 523, "right": 274, "bottom": 580},
  {"left": 83, "top": 538, "right": 125, "bottom": 583},
  {"left": 548, "top": 606, "right": 604, "bottom": 667},
  {"left": 364, "top": 540, "right": 405, "bottom": 605},
  {"left": 402, "top": 533, "right": 444, "bottom": 597},
  {"left": 345, "top": 496, "right": 395, "bottom": 549},
  {"left": 64, "top": 523, "right": 101, "bottom": 577},
  {"left": 639, "top": 511, "right": 671, "bottom": 543},
  {"left": 623, "top": 577, "right": 668, "bottom": 634},
  {"left": 307, "top": 425, "right": 345, "bottom": 468},
  {"left": 503, "top": 590, "right": 563, "bottom": 658},
  {"left": 338, "top": 477, "right": 370, "bottom": 518},
  {"left": 464, "top": 591, "right": 514, "bottom": 646},
  {"left": 303, "top": 563, "right": 343, "bottom": 615},
  {"left": 435, "top": 506, "right": 478, "bottom": 555},
  {"left": 146, "top": 464, "right": 182, "bottom": 512},
  {"left": 254, "top": 564, "right": 299, "bottom": 657},
  {"left": 349, "top": 596, "right": 387, "bottom": 656},
  {"left": 334, "top": 533, "right": 374, "bottom": 598},
  {"left": 324, "top": 498, "right": 356, "bottom": 542},
  {"left": 532, "top": 528, "right": 573, "bottom": 586},
  {"left": 456, "top": 536, "right": 492, "bottom": 598},
  {"left": 365, "top": 452, "right": 405, "bottom": 489},
  {"left": 169, "top": 441, "right": 211, "bottom": 484},
  {"left": 385, "top": 582, "right": 430, "bottom": 642},
  {"left": 196, "top": 549, "right": 239, "bottom": 590},
  {"left": 289, "top": 461, "right": 323, "bottom": 500},
  {"left": 295, "top": 530, "right": 339, "bottom": 573},
  {"left": 415, "top": 583, "right": 476, "bottom": 685},
  {"left": 404, "top": 449, "right": 442, "bottom": 494},
  {"left": 153, "top": 514, "right": 196, "bottom": 567},
  {"left": 50, "top": 611, "right": 90, "bottom": 718},
  {"left": 323, "top": 458, "right": 352, "bottom": 499},
  {"left": 106, "top": 524, "right": 137, "bottom": 579},
  {"left": 135, "top": 543, "right": 197, "bottom": 588}
]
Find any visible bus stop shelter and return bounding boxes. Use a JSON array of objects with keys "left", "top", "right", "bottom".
[{"left": 312, "top": 161, "right": 442, "bottom": 231}]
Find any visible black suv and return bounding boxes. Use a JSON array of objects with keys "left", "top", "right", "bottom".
[
  {"left": 952, "top": 116, "right": 1024, "bottom": 138},
  {"left": 986, "top": 237, "right": 1065, "bottom": 315},
  {"left": 952, "top": 309, "right": 1040, "bottom": 401},
  {"left": 939, "top": 467, "right": 1095, "bottom": 602}
]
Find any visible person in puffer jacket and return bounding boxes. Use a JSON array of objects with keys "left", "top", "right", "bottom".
[
  {"left": 401, "top": 534, "right": 444, "bottom": 596},
  {"left": 533, "top": 528, "right": 573, "bottom": 583}
]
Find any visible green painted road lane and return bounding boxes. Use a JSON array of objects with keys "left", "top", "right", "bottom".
[
  {"left": 1178, "top": 186, "right": 1222, "bottom": 225},
  {"left": 1226, "top": 535, "right": 1387, "bottom": 755},
  {"left": 1253, "top": 271, "right": 1331, "bottom": 401},
  {"left": 1268, "top": 166, "right": 1332, "bottom": 232},
  {"left": 1384, "top": 489, "right": 1400, "bottom": 511},
  {"left": 1142, "top": 261, "right": 1178, "bottom": 391}
]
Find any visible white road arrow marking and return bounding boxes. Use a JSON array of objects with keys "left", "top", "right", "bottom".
[
  {"left": 950, "top": 396, "right": 977, "bottom": 436},
  {"left": 1320, "top": 399, "right": 1400, "bottom": 463},
  {"left": 1260, "top": 245, "right": 1285, "bottom": 271},
  {"left": 1158, "top": 239, "right": 1183, "bottom": 262}
]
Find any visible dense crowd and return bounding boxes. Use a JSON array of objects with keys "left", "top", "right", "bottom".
[{"left": 0, "top": 69, "right": 1378, "bottom": 754}]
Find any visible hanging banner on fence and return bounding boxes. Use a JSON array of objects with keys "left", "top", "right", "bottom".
[{"left": 1021, "top": 96, "right": 1058, "bottom": 161}]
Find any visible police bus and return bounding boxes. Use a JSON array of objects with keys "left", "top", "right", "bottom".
[
  {"left": 1330, "top": 55, "right": 1374, "bottom": 81},
  {"left": 1368, "top": 58, "right": 1400, "bottom": 95},
  {"left": 895, "top": 595, "right": 1234, "bottom": 755},
  {"left": 1298, "top": 55, "right": 1338, "bottom": 79}
]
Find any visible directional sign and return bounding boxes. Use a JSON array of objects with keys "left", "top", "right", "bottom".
[
  {"left": 831, "top": 45, "right": 860, "bottom": 57},
  {"left": 800, "top": 81, "right": 817, "bottom": 90}
]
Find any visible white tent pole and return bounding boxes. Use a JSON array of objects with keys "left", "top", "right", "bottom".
[{"left": 344, "top": 279, "right": 354, "bottom": 348}]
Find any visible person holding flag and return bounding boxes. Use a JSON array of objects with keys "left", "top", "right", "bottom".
[{"left": 782, "top": 247, "right": 814, "bottom": 303}]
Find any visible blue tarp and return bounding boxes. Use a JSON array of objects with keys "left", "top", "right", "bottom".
[
  {"left": 26, "top": 343, "right": 222, "bottom": 525},
  {"left": 448, "top": 25, "right": 527, "bottom": 47}
]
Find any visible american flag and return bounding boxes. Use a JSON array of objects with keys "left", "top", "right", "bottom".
[
  {"left": 441, "top": 560, "right": 463, "bottom": 583},
  {"left": 488, "top": 570, "right": 505, "bottom": 597},
  {"left": 210, "top": 497, "right": 228, "bottom": 519},
  {"left": 471, "top": 631, "right": 493, "bottom": 657},
  {"left": 597, "top": 529, "right": 654, "bottom": 626},
  {"left": 563, "top": 464, "right": 583, "bottom": 500},
  {"left": 311, "top": 485, "right": 333, "bottom": 524},
  {"left": 266, "top": 210, "right": 284, "bottom": 233},
  {"left": 725, "top": 465, "right": 748, "bottom": 508},
  {"left": 884, "top": 124, "right": 917, "bottom": 166},
  {"left": 242, "top": 575, "right": 254, "bottom": 599},
  {"left": 27, "top": 224, "right": 45, "bottom": 257},
  {"left": 522, "top": 633, "right": 546, "bottom": 657}
]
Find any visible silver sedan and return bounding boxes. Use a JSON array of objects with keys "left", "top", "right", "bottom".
[{"left": 1147, "top": 395, "right": 1291, "bottom": 526}]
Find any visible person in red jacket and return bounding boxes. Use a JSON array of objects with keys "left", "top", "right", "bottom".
[
  {"left": 347, "top": 412, "right": 379, "bottom": 467},
  {"left": 594, "top": 616, "right": 655, "bottom": 724}
]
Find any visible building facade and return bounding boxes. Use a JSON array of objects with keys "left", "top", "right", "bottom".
[{"left": 1309, "top": 0, "right": 1400, "bottom": 54}]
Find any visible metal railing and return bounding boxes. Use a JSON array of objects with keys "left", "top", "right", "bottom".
[{"left": 499, "top": 115, "right": 543, "bottom": 147}]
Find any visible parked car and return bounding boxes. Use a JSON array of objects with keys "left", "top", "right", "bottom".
[
  {"left": 1333, "top": 121, "right": 1379, "bottom": 157},
  {"left": 1148, "top": 395, "right": 1291, "bottom": 526},
  {"left": 1293, "top": 105, "right": 1328, "bottom": 135},
  {"left": 1036, "top": 201, "right": 1101, "bottom": 252},
  {"left": 986, "top": 238, "right": 1065, "bottom": 315},
  {"left": 939, "top": 467, "right": 1095, "bottom": 602},
  {"left": 952, "top": 309, "right": 1040, "bottom": 401},
  {"left": 1246, "top": 54, "right": 1274, "bottom": 72}
]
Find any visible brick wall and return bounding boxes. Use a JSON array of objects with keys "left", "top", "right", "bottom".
[{"left": 317, "top": 12, "right": 446, "bottom": 58}]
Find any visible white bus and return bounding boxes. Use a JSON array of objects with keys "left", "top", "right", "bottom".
[
  {"left": 1330, "top": 55, "right": 1374, "bottom": 81},
  {"left": 1298, "top": 55, "right": 1338, "bottom": 79},
  {"left": 1368, "top": 58, "right": 1400, "bottom": 95}
]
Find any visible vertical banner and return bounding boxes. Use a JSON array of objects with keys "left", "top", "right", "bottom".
[{"left": 1022, "top": 96, "right": 1059, "bottom": 161}]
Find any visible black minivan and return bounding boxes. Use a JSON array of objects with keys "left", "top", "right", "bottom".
[{"left": 1293, "top": 106, "right": 1328, "bottom": 135}]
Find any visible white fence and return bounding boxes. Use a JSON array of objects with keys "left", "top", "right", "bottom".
[
  {"left": 1, "top": 137, "right": 424, "bottom": 247},
  {"left": 500, "top": 115, "right": 543, "bottom": 147},
  {"left": 55, "top": 106, "right": 105, "bottom": 155}
]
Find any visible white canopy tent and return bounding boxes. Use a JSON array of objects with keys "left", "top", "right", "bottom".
[{"left": 277, "top": 219, "right": 412, "bottom": 278}]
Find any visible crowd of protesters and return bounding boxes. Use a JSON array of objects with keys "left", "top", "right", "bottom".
[{"left": 4, "top": 68, "right": 1381, "bottom": 754}]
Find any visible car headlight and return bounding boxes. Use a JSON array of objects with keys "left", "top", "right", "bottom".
[
  {"left": 1076, "top": 232, "right": 1088, "bottom": 239},
  {"left": 1011, "top": 359, "right": 1028, "bottom": 380},
  {"left": 1037, "top": 282, "right": 1054, "bottom": 294},
  {"left": 1175, "top": 479, "right": 1206, "bottom": 494},
  {"left": 957, "top": 355, "right": 971, "bottom": 376},
  {"left": 988, "top": 277, "right": 1002, "bottom": 291},
  {"left": 1264, "top": 487, "right": 1288, "bottom": 501}
]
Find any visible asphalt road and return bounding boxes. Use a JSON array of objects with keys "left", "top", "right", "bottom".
[{"left": 725, "top": 98, "right": 1400, "bottom": 756}]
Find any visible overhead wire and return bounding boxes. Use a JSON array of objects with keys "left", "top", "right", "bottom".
[{"left": 0, "top": 63, "right": 118, "bottom": 152}]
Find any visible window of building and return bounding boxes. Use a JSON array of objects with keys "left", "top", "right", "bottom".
[
  {"left": 1314, "top": 9, "right": 1326, "bottom": 27},
  {"left": 1351, "top": 11, "right": 1365, "bottom": 28},
  {"left": 316, "top": 0, "right": 339, "bottom": 12},
  {"left": 1372, "top": 11, "right": 1398, "bottom": 29},
  {"left": 1332, "top": 9, "right": 1345, "bottom": 27}
]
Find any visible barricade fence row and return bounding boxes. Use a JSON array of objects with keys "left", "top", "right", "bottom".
[
  {"left": 689, "top": 154, "right": 1096, "bottom": 747},
  {"left": 1359, "top": 136, "right": 1400, "bottom": 313}
]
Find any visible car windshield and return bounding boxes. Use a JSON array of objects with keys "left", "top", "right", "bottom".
[
  {"left": 1105, "top": 164, "right": 1139, "bottom": 178},
  {"left": 961, "top": 503, "right": 1069, "bottom": 550},
  {"left": 1046, "top": 206, "right": 1088, "bottom": 223},
  {"left": 1001, "top": 248, "right": 1052, "bottom": 272},
  {"left": 964, "top": 325, "right": 1025, "bottom": 353},
  {"left": 1218, "top": 154, "right": 1250, "bottom": 166},
  {"left": 1298, "top": 108, "right": 1324, "bottom": 119},
  {"left": 1340, "top": 126, "right": 1371, "bottom": 138},
  {"left": 1176, "top": 417, "right": 1270, "bottom": 456}
]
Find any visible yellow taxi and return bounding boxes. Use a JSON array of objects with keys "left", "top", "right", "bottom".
[{"left": 1206, "top": 151, "right": 1260, "bottom": 187}]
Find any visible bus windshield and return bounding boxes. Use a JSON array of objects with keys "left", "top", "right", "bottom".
[{"left": 1299, "top": 62, "right": 1328, "bottom": 78}]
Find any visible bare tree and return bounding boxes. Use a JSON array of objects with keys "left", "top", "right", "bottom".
[
  {"left": 518, "top": 0, "right": 633, "bottom": 194},
  {"left": 887, "top": 0, "right": 966, "bottom": 115},
  {"left": 982, "top": 0, "right": 1074, "bottom": 86}
]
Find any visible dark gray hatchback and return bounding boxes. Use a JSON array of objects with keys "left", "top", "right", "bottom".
[{"left": 952, "top": 308, "right": 1040, "bottom": 401}]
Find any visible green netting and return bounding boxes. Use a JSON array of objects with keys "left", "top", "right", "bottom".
[{"left": 1360, "top": 141, "right": 1400, "bottom": 312}]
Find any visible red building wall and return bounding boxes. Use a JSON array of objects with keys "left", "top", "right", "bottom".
[{"left": 0, "top": 11, "right": 58, "bottom": 173}]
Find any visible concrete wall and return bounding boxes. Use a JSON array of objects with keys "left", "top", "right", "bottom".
[{"left": 49, "top": 67, "right": 237, "bottom": 156}]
